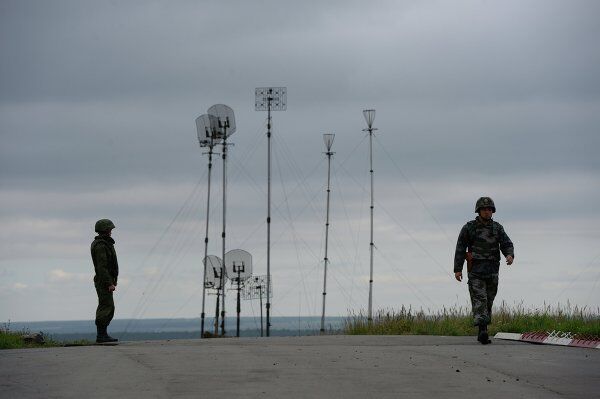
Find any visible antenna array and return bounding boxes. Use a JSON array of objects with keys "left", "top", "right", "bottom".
[{"left": 255, "top": 86, "right": 287, "bottom": 337}]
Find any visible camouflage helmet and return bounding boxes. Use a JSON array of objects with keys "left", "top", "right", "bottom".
[
  {"left": 475, "top": 197, "right": 496, "bottom": 213},
  {"left": 95, "top": 219, "right": 116, "bottom": 233}
]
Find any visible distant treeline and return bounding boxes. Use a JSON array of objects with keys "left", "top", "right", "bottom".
[
  {"left": 49, "top": 329, "right": 336, "bottom": 343},
  {"left": 6, "top": 317, "right": 345, "bottom": 338}
]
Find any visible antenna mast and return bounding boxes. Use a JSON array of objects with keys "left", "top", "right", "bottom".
[
  {"left": 320, "top": 134, "right": 335, "bottom": 334},
  {"left": 255, "top": 87, "right": 287, "bottom": 337},
  {"left": 208, "top": 104, "right": 236, "bottom": 336},
  {"left": 363, "top": 109, "right": 377, "bottom": 323},
  {"left": 196, "top": 114, "right": 221, "bottom": 338}
]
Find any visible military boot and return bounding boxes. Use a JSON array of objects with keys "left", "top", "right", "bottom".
[
  {"left": 477, "top": 324, "right": 491, "bottom": 345},
  {"left": 96, "top": 325, "right": 104, "bottom": 342},
  {"left": 96, "top": 325, "right": 118, "bottom": 343}
]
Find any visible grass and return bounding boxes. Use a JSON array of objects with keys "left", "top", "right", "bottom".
[
  {"left": 1, "top": 323, "right": 93, "bottom": 350},
  {"left": 344, "top": 302, "right": 600, "bottom": 339}
]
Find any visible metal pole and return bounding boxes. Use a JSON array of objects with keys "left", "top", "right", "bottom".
[
  {"left": 220, "top": 128, "right": 228, "bottom": 336},
  {"left": 200, "top": 143, "right": 214, "bottom": 338},
  {"left": 236, "top": 265, "right": 241, "bottom": 338},
  {"left": 214, "top": 286, "right": 220, "bottom": 335},
  {"left": 367, "top": 127, "right": 374, "bottom": 323},
  {"left": 266, "top": 96, "right": 272, "bottom": 337},
  {"left": 259, "top": 285, "right": 264, "bottom": 337},
  {"left": 320, "top": 142, "right": 333, "bottom": 334}
]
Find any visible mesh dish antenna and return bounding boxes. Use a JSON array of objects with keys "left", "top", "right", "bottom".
[
  {"left": 195, "top": 114, "right": 221, "bottom": 145},
  {"left": 207, "top": 104, "right": 236, "bottom": 138},
  {"left": 204, "top": 255, "right": 225, "bottom": 290},
  {"left": 225, "top": 249, "right": 252, "bottom": 282}
]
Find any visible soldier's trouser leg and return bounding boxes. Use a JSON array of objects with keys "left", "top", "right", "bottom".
[
  {"left": 486, "top": 275, "right": 499, "bottom": 323},
  {"left": 468, "top": 274, "right": 498, "bottom": 326},
  {"left": 95, "top": 284, "right": 115, "bottom": 328}
]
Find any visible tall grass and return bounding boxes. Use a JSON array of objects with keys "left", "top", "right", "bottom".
[
  {"left": 344, "top": 302, "right": 600, "bottom": 338},
  {"left": 0, "top": 323, "right": 90, "bottom": 349}
]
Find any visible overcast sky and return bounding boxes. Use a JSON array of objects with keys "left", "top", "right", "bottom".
[{"left": 1, "top": 0, "right": 599, "bottom": 323}]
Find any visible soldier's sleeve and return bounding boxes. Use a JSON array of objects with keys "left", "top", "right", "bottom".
[
  {"left": 498, "top": 224, "right": 514, "bottom": 259},
  {"left": 93, "top": 243, "right": 114, "bottom": 287},
  {"left": 454, "top": 224, "right": 469, "bottom": 273},
  {"left": 113, "top": 249, "right": 119, "bottom": 286}
]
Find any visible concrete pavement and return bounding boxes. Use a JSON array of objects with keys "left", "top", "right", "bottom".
[{"left": 1, "top": 335, "right": 598, "bottom": 398}]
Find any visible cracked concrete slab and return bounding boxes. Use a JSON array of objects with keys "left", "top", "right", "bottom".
[{"left": 1, "top": 335, "right": 598, "bottom": 398}]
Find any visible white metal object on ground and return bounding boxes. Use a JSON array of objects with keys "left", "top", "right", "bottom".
[{"left": 495, "top": 331, "right": 600, "bottom": 349}]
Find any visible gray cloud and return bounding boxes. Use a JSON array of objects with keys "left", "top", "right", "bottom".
[{"left": 1, "top": 0, "right": 599, "bottom": 321}]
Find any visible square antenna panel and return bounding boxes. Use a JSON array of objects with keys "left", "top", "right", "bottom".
[
  {"left": 241, "top": 275, "right": 273, "bottom": 300},
  {"left": 255, "top": 87, "right": 287, "bottom": 111}
]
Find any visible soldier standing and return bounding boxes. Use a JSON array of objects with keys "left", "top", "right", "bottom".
[
  {"left": 91, "top": 219, "right": 119, "bottom": 343},
  {"left": 454, "top": 197, "right": 514, "bottom": 344}
]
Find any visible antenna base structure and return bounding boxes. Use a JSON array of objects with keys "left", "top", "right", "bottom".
[
  {"left": 362, "top": 109, "right": 377, "bottom": 324},
  {"left": 225, "top": 249, "right": 252, "bottom": 338},
  {"left": 203, "top": 255, "right": 224, "bottom": 336},
  {"left": 242, "top": 275, "right": 272, "bottom": 337},
  {"left": 255, "top": 87, "right": 287, "bottom": 337}
]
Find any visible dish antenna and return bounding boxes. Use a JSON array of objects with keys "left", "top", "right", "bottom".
[
  {"left": 362, "top": 109, "right": 377, "bottom": 323},
  {"left": 320, "top": 134, "right": 335, "bottom": 334},
  {"left": 207, "top": 104, "right": 236, "bottom": 138},
  {"left": 204, "top": 255, "right": 224, "bottom": 290},
  {"left": 196, "top": 114, "right": 222, "bottom": 143},
  {"left": 207, "top": 104, "right": 236, "bottom": 336},
  {"left": 225, "top": 249, "right": 252, "bottom": 337},
  {"left": 196, "top": 113, "right": 221, "bottom": 338},
  {"left": 255, "top": 87, "right": 287, "bottom": 337}
]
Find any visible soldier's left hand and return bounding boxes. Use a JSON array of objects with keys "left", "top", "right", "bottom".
[{"left": 506, "top": 255, "right": 514, "bottom": 265}]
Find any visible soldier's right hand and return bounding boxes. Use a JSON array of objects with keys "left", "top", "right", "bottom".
[
  {"left": 454, "top": 272, "right": 462, "bottom": 282},
  {"left": 108, "top": 285, "right": 116, "bottom": 292}
]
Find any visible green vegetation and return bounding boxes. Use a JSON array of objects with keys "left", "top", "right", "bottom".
[
  {"left": 1, "top": 323, "right": 92, "bottom": 350},
  {"left": 344, "top": 302, "right": 600, "bottom": 338}
]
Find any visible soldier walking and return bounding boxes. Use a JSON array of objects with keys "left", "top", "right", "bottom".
[
  {"left": 91, "top": 219, "right": 119, "bottom": 343},
  {"left": 454, "top": 197, "right": 514, "bottom": 344}
]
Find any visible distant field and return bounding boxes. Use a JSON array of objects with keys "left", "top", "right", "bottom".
[
  {"left": 344, "top": 302, "right": 600, "bottom": 338},
  {"left": 4, "top": 306, "right": 598, "bottom": 349},
  {"left": 1, "top": 317, "right": 345, "bottom": 348}
]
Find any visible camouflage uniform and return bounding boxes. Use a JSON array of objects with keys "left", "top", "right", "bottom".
[
  {"left": 454, "top": 216, "right": 514, "bottom": 326},
  {"left": 91, "top": 231, "right": 119, "bottom": 328}
]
